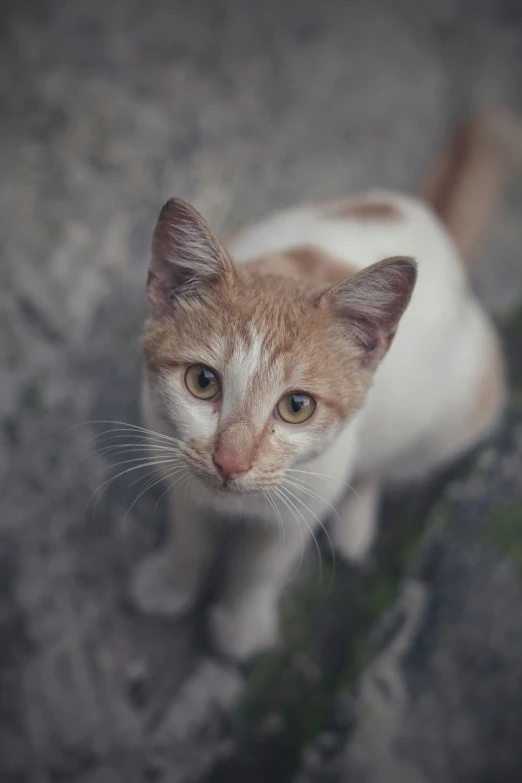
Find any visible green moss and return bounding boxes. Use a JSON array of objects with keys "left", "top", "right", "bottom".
[
  {"left": 486, "top": 501, "right": 522, "bottom": 578},
  {"left": 366, "top": 572, "right": 397, "bottom": 616},
  {"left": 428, "top": 503, "right": 451, "bottom": 533},
  {"left": 244, "top": 559, "right": 339, "bottom": 722},
  {"left": 235, "top": 499, "right": 442, "bottom": 782}
]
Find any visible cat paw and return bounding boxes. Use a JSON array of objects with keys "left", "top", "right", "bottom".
[
  {"left": 209, "top": 599, "right": 279, "bottom": 661},
  {"left": 129, "top": 551, "right": 196, "bottom": 617}
]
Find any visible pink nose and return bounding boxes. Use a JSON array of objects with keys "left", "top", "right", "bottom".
[{"left": 212, "top": 450, "right": 252, "bottom": 481}]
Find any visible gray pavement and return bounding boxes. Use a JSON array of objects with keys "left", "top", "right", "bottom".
[{"left": 1, "top": 2, "right": 522, "bottom": 781}]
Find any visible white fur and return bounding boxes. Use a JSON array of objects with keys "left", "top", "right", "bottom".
[
  {"left": 133, "top": 190, "right": 503, "bottom": 659},
  {"left": 220, "top": 327, "right": 266, "bottom": 422},
  {"left": 229, "top": 191, "right": 500, "bottom": 481}
]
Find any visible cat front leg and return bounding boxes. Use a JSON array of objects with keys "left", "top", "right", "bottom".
[
  {"left": 209, "top": 521, "right": 304, "bottom": 661},
  {"left": 331, "top": 477, "right": 381, "bottom": 562},
  {"left": 130, "top": 505, "right": 213, "bottom": 617}
]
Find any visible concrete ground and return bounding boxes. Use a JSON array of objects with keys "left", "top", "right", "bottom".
[{"left": 1, "top": 1, "right": 522, "bottom": 781}]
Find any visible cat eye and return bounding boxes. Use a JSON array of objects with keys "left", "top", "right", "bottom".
[
  {"left": 277, "top": 392, "right": 316, "bottom": 424},
  {"left": 185, "top": 364, "right": 221, "bottom": 400}
]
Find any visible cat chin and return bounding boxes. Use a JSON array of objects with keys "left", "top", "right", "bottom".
[
  {"left": 213, "top": 482, "right": 250, "bottom": 496},
  {"left": 190, "top": 470, "right": 259, "bottom": 497},
  {"left": 214, "top": 480, "right": 270, "bottom": 497}
]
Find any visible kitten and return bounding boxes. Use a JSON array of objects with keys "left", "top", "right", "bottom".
[{"left": 131, "top": 109, "right": 520, "bottom": 660}]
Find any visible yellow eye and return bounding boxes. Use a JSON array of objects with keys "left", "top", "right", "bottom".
[
  {"left": 185, "top": 364, "right": 221, "bottom": 400},
  {"left": 277, "top": 392, "right": 316, "bottom": 424}
]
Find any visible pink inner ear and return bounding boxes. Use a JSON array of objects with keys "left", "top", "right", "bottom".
[
  {"left": 147, "top": 197, "right": 234, "bottom": 316},
  {"left": 328, "top": 256, "right": 417, "bottom": 356}
]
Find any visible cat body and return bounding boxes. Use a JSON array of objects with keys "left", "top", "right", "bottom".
[{"left": 134, "top": 184, "right": 504, "bottom": 659}]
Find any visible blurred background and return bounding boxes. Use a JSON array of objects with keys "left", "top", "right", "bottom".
[{"left": 1, "top": 1, "right": 522, "bottom": 781}]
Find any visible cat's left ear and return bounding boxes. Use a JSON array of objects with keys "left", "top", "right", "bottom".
[
  {"left": 147, "top": 197, "right": 235, "bottom": 316},
  {"left": 324, "top": 256, "right": 417, "bottom": 364}
]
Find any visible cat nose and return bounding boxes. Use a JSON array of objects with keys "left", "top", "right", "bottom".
[{"left": 212, "top": 450, "right": 252, "bottom": 481}]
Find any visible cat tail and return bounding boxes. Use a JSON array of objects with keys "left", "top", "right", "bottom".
[{"left": 422, "top": 107, "right": 522, "bottom": 264}]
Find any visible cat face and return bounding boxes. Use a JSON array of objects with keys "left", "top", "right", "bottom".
[{"left": 142, "top": 198, "right": 416, "bottom": 494}]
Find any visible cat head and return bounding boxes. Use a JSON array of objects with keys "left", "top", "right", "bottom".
[{"left": 142, "top": 198, "right": 416, "bottom": 494}]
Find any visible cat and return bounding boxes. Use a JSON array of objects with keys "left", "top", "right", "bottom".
[{"left": 130, "top": 108, "right": 521, "bottom": 660}]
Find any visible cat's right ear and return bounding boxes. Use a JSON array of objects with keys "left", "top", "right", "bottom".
[
  {"left": 324, "top": 256, "right": 417, "bottom": 366},
  {"left": 147, "top": 198, "right": 235, "bottom": 316}
]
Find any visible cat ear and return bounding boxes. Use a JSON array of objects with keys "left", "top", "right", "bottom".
[
  {"left": 147, "top": 197, "right": 235, "bottom": 316},
  {"left": 326, "top": 256, "right": 417, "bottom": 361}
]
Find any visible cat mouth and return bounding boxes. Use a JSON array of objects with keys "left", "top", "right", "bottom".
[
  {"left": 215, "top": 478, "right": 250, "bottom": 495},
  {"left": 191, "top": 468, "right": 252, "bottom": 495},
  {"left": 187, "top": 462, "right": 262, "bottom": 495}
]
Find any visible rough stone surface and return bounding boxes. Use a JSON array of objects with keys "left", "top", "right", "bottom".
[
  {"left": 1, "top": 1, "right": 522, "bottom": 781},
  {"left": 297, "top": 422, "right": 522, "bottom": 783}
]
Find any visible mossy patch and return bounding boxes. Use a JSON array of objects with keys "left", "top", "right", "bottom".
[
  {"left": 210, "top": 489, "right": 453, "bottom": 783},
  {"left": 486, "top": 501, "right": 522, "bottom": 578}
]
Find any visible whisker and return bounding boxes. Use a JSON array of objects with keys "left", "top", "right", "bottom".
[
  {"left": 120, "top": 466, "right": 188, "bottom": 536},
  {"left": 79, "top": 420, "right": 191, "bottom": 530},
  {"left": 94, "top": 437, "right": 180, "bottom": 450},
  {"left": 92, "top": 433, "right": 183, "bottom": 451},
  {"left": 272, "top": 487, "right": 306, "bottom": 586},
  {"left": 90, "top": 454, "right": 184, "bottom": 482},
  {"left": 127, "top": 460, "right": 183, "bottom": 488},
  {"left": 265, "top": 489, "right": 284, "bottom": 547},
  {"left": 280, "top": 482, "right": 336, "bottom": 587},
  {"left": 90, "top": 429, "right": 174, "bottom": 442},
  {"left": 119, "top": 467, "right": 168, "bottom": 534},
  {"left": 274, "top": 486, "right": 322, "bottom": 585},
  {"left": 95, "top": 442, "right": 181, "bottom": 459},
  {"left": 282, "top": 476, "right": 342, "bottom": 524},
  {"left": 84, "top": 419, "right": 180, "bottom": 438},
  {"left": 82, "top": 420, "right": 185, "bottom": 447},
  {"left": 285, "top": 468, "right": 359, "bottom": 496},
  {"left": 179, "top": 472, "right": 193, "bottom": 506},
  {"left": 153, "top": 468, "right": 190, "bottom": 516},
  {"left": 85, "top": 456, "right": 184, "bottom": 518}
]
